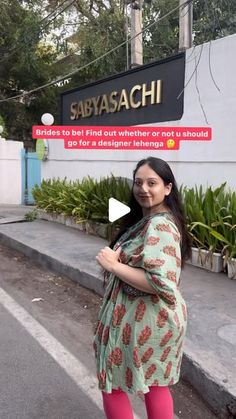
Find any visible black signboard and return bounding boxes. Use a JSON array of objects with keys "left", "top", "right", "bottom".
[{"left": 61, "top": 53, "right": 185, "bottom": 126}]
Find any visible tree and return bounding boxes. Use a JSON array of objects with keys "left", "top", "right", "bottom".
[
  {"left": 68, "top": 0, "right": 236, "bottom": 88},
  {"left": 0, "top": 0, "right": 68, "bottom": 145},
  {"left": 67, "top": 1, "right": 128, "bottom": 88},
  {"left": 141, "top": 0, "right": 236, "bottom": 62},
  {"left": 193, "top": 0, "right": 236, "bottom": 45},
  {"left": 142, "top": 0, "right": 179, "bottom": 62}
]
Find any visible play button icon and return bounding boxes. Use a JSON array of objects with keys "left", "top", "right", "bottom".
[{"left": 108, "top": 198, "right": 130, "bottom": 222}]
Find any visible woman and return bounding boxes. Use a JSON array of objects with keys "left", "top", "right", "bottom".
[{"left": 94, "top": 157, "right": 192, "bottom": 419}]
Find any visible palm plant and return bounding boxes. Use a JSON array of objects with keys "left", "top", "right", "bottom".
[
  {"left": 181, "top": 183, "right": 236, "bottom": 261},
  {"left": 87, "top": 175, "right": 131, "bottom": 224},
  {"left": 32, "top": 178, "right": 67, "bottom": 213},
  {"left": 32, "top": 175, "right": 131, "bottom": 226}
]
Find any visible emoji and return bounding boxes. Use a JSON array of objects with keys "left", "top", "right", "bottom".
[{"left": 167, "top": 139, "right": 175, "bottom": 148}]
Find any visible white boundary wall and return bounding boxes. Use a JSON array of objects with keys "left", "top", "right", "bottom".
[
  {"left": 42, "top": 34, "right": 236, "bottom": 190},
  {"left": 0, "top": 138, "right": 23, "bottom": 204}
]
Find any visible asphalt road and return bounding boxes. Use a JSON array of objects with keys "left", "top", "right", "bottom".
[{"left": 0, "top": 244, "right": 218, "bottom": 419}]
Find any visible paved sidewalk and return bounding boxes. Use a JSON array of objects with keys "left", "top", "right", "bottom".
[{"left": 0, "top": 205, "right": 235, "bottom": 418}]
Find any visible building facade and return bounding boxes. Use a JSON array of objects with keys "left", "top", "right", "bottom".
[{"left": 41, "top": 34, "right": 236, "bottom": 190}]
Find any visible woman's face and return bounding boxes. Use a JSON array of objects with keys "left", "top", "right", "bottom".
[{"left": 133, "top": 164, "right": 172, "bottom": 215}]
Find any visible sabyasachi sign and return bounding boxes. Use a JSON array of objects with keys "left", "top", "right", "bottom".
[
  {"left": 70, "top": 80, "right": 162, "bottom": 120},
  {"left": 61, "top": 53, "right": 185, "bottom": 126}
]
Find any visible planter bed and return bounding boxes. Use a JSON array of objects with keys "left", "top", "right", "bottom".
[
  {"left": 186, "top": 247, "right": 223, "bottom": 273},
  {"left": 227, "top": 258, "right": 236, "bottom": 279},
  {"left": 37, "top": 210, "right": 119, "bottom": 241},
  {"left": 37, "top": 210, "right": 108, "bottom": 239}
]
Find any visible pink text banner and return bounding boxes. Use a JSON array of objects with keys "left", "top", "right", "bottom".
[{"left": 32, "top": 125, "right": 212, "bottom": 150}]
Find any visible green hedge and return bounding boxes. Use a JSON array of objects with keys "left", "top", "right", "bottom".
[{"left": 32, "top": 176, "right": 131, "bottom": 224}]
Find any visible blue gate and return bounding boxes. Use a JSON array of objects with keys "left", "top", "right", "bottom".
[{"left": 21, "top": 150, "right": 41, "bottom": 205}]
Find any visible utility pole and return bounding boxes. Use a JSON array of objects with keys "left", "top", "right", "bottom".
[
  {"left": 179, "top": 0, "right": 193, "bottom": 51},
  {"left": 130, "top": 0, "right": 144, "bottom": 68}
]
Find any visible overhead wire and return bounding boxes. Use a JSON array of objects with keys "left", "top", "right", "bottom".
[
  {"left": 208, "top": 41, "right": 220, "bottom": 92},
  {"left": 194, "top": 44, "right": 209, "bottom": 124},
  {"left": 0, "top": 0, "right": 194, "bottom": 104},
  {"left": 177, "top": 41, "right": 203, "bottom": 100},
  {"left": 192, "top": 0, "right": 222, "bottom": 93},
  {"left": 39, "top": 0, "right": 71, "bottom": 24},
  {"left": 41, "top": 0, "right": 78, "bottom": 31}
]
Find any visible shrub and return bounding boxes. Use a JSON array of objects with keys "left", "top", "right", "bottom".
[
  {"left": 181, "top": 183, "right": 236, "bottom": 258},
  {"left": 32, "top": 175, "right": 131, "bottom": 224}
]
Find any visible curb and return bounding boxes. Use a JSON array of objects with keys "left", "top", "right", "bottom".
[
  {"left": 0, "top": 233, "right": 104, "bottom": 297},
  {"left": 181, "top": 353, "right": 236, "bottom": 418}
]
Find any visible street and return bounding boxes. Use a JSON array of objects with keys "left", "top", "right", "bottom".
[{"left": 0, "top": 244, "right": 217, "bottom": 419}]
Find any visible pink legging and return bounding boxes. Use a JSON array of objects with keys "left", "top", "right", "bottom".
[{"left": 102, "top": 386, "right": 173, "bottom": 419}]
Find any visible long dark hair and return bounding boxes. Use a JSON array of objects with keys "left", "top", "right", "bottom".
[{"left": 110, "top": 157, "right": 192, "bottom": 266}]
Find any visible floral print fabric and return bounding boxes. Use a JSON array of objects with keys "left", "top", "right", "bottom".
[{"left": 93, "top": 213, "right": 187, "bottom": 394}]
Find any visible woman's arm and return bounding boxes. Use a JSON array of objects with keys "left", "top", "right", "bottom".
[
  {"left": 111, "top": 261, "right": 156, "bottom": 294},
  {"left": 96, "top": 246, "right": 155, "bottom": 294}
]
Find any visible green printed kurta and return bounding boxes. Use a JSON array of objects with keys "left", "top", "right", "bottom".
[{"left": 93, "top": 212, "right": 187, "bottom": 394}]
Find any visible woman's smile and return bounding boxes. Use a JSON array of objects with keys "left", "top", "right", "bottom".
[{"left": 139, "top": 195, "right": 151, "bottom": 199}]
